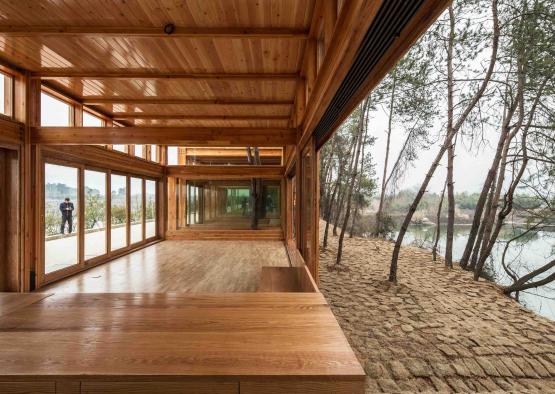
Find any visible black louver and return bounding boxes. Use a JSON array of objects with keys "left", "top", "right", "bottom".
[{"left": 314, "top": 0, "right": 425, "bottom": 148}]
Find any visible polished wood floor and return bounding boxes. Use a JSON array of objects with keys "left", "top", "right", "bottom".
[
  {"left": 40, "top": 240, "right": 290, "bottom": 293},
  {"left": 0, "top": 292, "right": 365, "bottom": 393}
]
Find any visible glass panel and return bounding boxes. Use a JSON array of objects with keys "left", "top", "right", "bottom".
[
  {"left": 0, "top": 72, "right": 13, "bottom": 116},
  {"left": 185, "top": 147, "right": 283, "bottom": 165},
  {"left": 110, "top": 174, "right": 127, "bottom": 251},
  {"left": 113, "top": 145, "right": 126, "bottom": 153},
  {"left": 130, "top": 177, "right": 143, "bottom": 244},
  {"left": 184, "top": 179, "right": 280, "bottom": 229},
  {"left": 263, "top": 181, "right": 281, "bottom": 225},
  {"left": 301, "top": 148, "right": 313, "bottom": 262},
  {"left": 150, "top": 145, "right": 157, "bottom": 162},
  {"left": 41, "top": 93, "right": 71, "bottom": 126},
  {"left": 84, "top": 170, "right": 107, "bottom": 260},
  {"left": 145, "top": 180, "right": 156, "bottom": 238},
  {"left": 44, "top": 163, "right": 79, "bottom": 274},
  {"left": 134, "top": 145, "right": 144, "bottom": 158},
  {"left": 167, "top": 146, "right": 178, "bottom": 165},
  {"left": 83, "top": 111, "right": 103, "bottom": 126}
]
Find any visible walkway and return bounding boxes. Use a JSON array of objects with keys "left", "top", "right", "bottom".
[
  {"left": 41, "top": 240, "right": 289, "bottom": 293},
  {"left": 319, "top": 233, "right": 555, "bottom": 393}
]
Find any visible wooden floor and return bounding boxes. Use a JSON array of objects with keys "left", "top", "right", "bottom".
[
  {"left": 40, "top": 240, "right": 290, "bottom": 293},
  {"left": 0, "top": 292, "right": 365, "bottom": 394}
]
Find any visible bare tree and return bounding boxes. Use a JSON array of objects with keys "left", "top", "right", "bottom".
[
  {"left": 336, "top": 98, "right": 370, "bottom": 265},
  {"left": 389, "top": 0, "right": 500, "bottom": 283}
]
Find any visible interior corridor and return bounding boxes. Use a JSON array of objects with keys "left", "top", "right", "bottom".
[{"left": 39, "top": 240, "right": 290, "bottom": 293}]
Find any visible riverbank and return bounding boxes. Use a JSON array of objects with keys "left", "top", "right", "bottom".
[{"left": 319, "top": 230, "right": 555, "bottom": 393}]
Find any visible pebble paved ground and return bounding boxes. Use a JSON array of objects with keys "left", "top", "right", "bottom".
[{"left": 319, "top": 233, "right": 555, "bottom": 393}]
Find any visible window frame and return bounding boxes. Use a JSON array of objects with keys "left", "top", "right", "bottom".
[{"left": 39, "top": 158, "right": 159, "bottom": 286}]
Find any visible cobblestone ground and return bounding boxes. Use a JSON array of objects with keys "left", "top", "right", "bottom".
[{"left": 319, "top": 234, "right": 555, "bottom": 393}]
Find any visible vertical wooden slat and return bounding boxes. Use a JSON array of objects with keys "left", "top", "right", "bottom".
[
  {"left": 106, "top": 171, "right": 111, "bottom": 254},
  {"left": 142, "top": 178, "right": 146, "bottom": 241},
  {"left": 125, "top": 175, "right": 130, "bottom": 247},
  {"left": 78, "top": 166, "right": 85, "bottom": 266}
]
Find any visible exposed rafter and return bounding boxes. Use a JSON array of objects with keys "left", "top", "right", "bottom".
[
  {"left": 112, "top": 114, "right": 290, "bottom": 121},
  {"left": 31, "top": 126, "right": 297, "bottom": 146},
  {"left": 82, "top": 98, "right": 294, "bottom": 106},
  {"left": 0, "top": 26, "right": 309, "bottom": 39}
]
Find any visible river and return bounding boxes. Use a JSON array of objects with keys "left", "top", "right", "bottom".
[{"left": 398, "top": 224, "right": 555, "bottom": 321}]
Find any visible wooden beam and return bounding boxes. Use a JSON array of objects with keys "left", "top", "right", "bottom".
[
  {"left": 0, "top": 26, "right": 309, "bottom": 39},
  {"left": 82, "top": 98, "right": 293, "bottom": 106},
  {"left": 112, "top": 114, "right": 290, "bottom": 121},
  {"left": 32, "top": 72, "right": 298, "bottom": 81},
  {"left": 166, "top": 165, "right": 284, "bottom": 179},
  {"left": 31, "top": 127, "right": 297, "bottom": 147}
]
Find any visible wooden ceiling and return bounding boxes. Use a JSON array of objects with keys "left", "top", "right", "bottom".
[{"left": 0, "top": 0, "right": 315, "bottom": 129}]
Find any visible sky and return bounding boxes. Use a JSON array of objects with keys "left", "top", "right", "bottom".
[{"left": 367, "top": 99, "right": 497, "bottom": 195}]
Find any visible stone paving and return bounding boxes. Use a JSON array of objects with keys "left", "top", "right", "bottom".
[{"left": 319, "top": 233, "right": 555, "bottom": 393}]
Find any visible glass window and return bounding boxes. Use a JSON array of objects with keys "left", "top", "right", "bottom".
[
  {"left": 113, "top": 145, "right": 127, "bottom": 153},
  {"left": 84, "top": 170, "right": 107, "bottom": 260},
  {"left": 145, "top": 180, "right": 156, "bottom": 238},
  {"left": 130, "top": 177, "right": 143, "bottom": 244},
  {"left": 185, "top": 147, "right": 283, "bottom": 165},
  {"left": 167, "top": 146, "right": 178, "bottom": 165},
  {"left": 44, "top": 163, "right": 79, "bottom": 274},
  {"left": 184, "top": 179, "right": 280, "bottom": 229},
  {"left": 41, "top": 92, "right": 71, "bottom": 126},
  {"left": 83, "top": 111, "right": 104, "bottom": 126},
  {"left": 301, "top": 148, "right": 313, "bottom": 262},
  {"left": 150, "top": 145, "right": 157, "bottom": 162},
  {"left": 0, "top": 72, "right": 13, "bottom": 116},
  {"left": 134, "top": 145, "right": 144, "bottom": 158},
  {"left": 110, "top": 174, "right": 127, "bottom": 251}
]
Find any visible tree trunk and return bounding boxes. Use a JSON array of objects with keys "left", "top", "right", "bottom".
[
  {"left": 375, "top": 67, "right": 397, "bottom": 237},
  {"left": 336, "top": 98, "right": 368, "bottom": 265},
  {"left": 349, "top": 122, "right": 369, "bottom": 238},
  {"left": 468, "top": 182, "right": 496, "bottom": 270},
  {"left": 432, "top": 179, "right": 447, "bottom": 262},
  {"left": 445, "top": 6, "right": 456, "bottom": 269},
  {"left": 389, "top": 0, "right": 499, "bottom": 282},
  {"left": 333, "top": 139, "right": 358, "bottom": 236}
]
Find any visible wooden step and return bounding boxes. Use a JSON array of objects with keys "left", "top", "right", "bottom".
[{"left": 258, "top": 267, "right": 302, "bottom": 292}]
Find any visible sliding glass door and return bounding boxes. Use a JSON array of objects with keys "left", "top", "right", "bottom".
[
  {"left": 84, "top": 170, "right": 107, "bottom": 260},
  {"left": 44, "top": 163, "right": 79, "bottom": 274},
  {"left": 145, "top": 180, "right": 157, "bottom": 238},
  {"left": 130, "top": 177, "right": 144, "bottom": 244},
  {"left": 110, "top": 174, "right": 128, "bottom": 251},
  {"left": 42, "top": 161, "right": 158, "bottom": 282}
]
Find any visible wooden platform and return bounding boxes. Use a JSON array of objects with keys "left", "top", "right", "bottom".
[{"left": 0, "top": 292, "right": 365, "bottom": 394}]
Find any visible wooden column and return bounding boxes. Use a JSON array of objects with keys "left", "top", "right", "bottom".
[{"left": 14, "top": 74, "right": 40, "bottom": 291}]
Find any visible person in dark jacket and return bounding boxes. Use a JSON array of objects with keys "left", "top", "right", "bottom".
[{"left": 59, "top": 197, "right": 75, "bottom": 234}]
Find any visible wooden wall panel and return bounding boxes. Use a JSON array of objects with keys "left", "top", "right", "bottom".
[
  {"left": 81, "top": 382, "right": 237, "bottom": 394},
  {"left": 240, "top": 381, "right": 364, "bottom": 394},
  {"left": 0, "top": 118, "right": 23, "bottom": 147},
  {"left": 0, "top": 382, "right": 55, "bottom": 394},
  {"left": 0, "top": 148, "right": 20, "bottom": 291}
]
